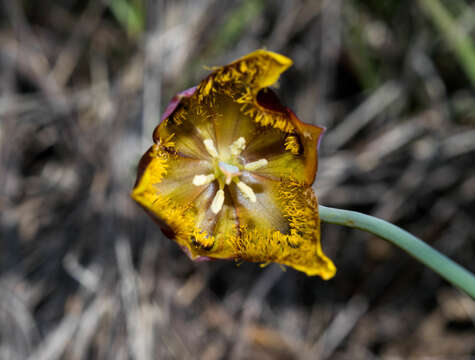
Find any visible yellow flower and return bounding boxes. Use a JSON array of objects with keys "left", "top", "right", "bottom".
[{"left": 131, "top": 50, "right": 336, "bottom": 279}]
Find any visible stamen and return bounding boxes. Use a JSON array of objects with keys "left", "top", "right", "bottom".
[
  {"left": 192, "top": 174, "right": 215, "bottom": 186},
  {"left": 211, "top": 189, "right": 225, "bottom": 214},
  {"left": 244, "top": 159, "right": 268, "bottom": 171},
  {"left": 230, "top": 137, "right": 246, "bottom": 156},
  {"left": 203, "top": 139, "right": 218, "bottom": 157},
  {"left": 237, "top": 181, "right": 256, "bottom": 203}
]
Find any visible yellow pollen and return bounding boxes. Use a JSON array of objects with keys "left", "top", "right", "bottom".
[
  {"left": 230, "top": 137, "right": 246, "bottom": 156},
  {"left": 211, "top": 189, "right": 225, "bottom": 214},
  {"left": 244, "top": 159, "right": 268, "bottom": 171},
  {"left": 192, "top": 174, "right": 215, "bottom": 186},
  {"left": 203, "top": 139, "right": 218, "bottom": 157},
  {"left": 237, "top": 181, "right": 256, "bottom": 203}
]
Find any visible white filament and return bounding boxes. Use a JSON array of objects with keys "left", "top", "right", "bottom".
[
  {"left": 192, "top": 174, "right": 215, "bottom": 186},
  {"left": 230, "top": 137, "right": 246, "bottom": 156},
  {"left": 237, "top": 181, "right": 256, "bottom": 203},
  {"left": 203, "top": 139, "right": 218, "bottom": 158},
  {"left": 211, "top": 189, "right": 225, "bottom": 214},
  {"left": 244, "top": 159, "right": 268, "bottom": 171}
]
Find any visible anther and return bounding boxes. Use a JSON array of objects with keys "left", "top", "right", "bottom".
[
  {"left": 236, "top": 181, "right": 256, "bottom": 203},
  {"left": 203, "top": 139, "right": 218, "bottom": 157},
  {"left": 244, "top": 159, "right": 268, "bottom": 171},
  {"left": 230, "top": 137, "right": 246, "bottom": 156},
  {"left": 211, "top": 189, "right": 225, "bottom": 214},
  {"left": 192, "top": 174, "right": 215, "bottom": 186}
]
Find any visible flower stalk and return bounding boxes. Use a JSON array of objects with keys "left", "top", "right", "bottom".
[
  {"left": 319, "top": 205, "right": 475, "bottom": 299},
  {"left": 132, "top": 49, "right": 474, "bottom": 290}
]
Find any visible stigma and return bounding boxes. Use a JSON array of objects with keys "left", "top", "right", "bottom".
[{"left": 191, "top": 137, "right": 269, "bottom": 214}]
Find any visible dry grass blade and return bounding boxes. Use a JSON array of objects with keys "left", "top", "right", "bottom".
[{"left": 1, "top": 0, "right": 474, "bottom": 358}]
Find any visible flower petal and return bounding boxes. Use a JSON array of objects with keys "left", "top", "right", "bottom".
[
  {"left": 160, "top": 86, "right": 197, "bottom": 122},
  {"left": 229, "top": 176, "right": 336, "bottom": 278},
  {"left": 132, "top": 146, "right": 239, "bottom": 258},
  {"left": 201, "top": 51, "right": 324, "bottom": 184}
]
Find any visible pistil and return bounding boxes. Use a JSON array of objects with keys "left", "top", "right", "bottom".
[{"left": 192, "top": 137, "right": 267, "bottom": 213}]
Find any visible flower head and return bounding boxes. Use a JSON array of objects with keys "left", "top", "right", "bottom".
[{"left": 131, "top": 50, "right": 336, "bottom": 279}]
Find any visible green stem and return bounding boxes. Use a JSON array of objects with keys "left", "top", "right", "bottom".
[
  {"left": 319, "top": 205, "right": 475, "bottom": 299},
  {"left": 418, "top": 0, "right": 475, "bottom": 88}
]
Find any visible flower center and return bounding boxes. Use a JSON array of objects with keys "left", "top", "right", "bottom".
[{"left": 192, "top": 137, "right": 268, "bottom": 214}]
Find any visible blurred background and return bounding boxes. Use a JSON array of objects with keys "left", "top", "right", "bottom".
[{"left": 1, "top": 0, "right": 475, "bottom": 359}]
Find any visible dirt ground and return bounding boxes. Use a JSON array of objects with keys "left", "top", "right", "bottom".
[{"left": 1, "top": 0, "right": 474, "bottom": 359}]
